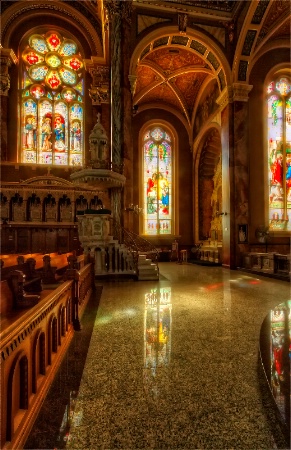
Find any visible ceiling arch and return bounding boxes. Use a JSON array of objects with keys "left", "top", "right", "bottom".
[
  {"left": 130, "top": 26, "right": 232, "bottom": 129},
  {"left": 1, "top": 0, "right": 103, "bottom": 58}
]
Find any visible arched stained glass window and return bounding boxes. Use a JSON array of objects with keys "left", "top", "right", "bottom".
[
  {"left": 143, "top": 126, "right": 172, "bottom": 235},
  {"left": 267, "top": 76, "right": 291, "bottom": 231},
  {"left": 21, "top": 31, "right": 84, "bottom": 166}
]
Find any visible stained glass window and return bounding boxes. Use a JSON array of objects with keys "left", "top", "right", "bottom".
[
  {"left": 143, "top": 126, "right": 172, "bottom": 235},
  {"left": 21, "top": 31, "right": 84, "bottom": 166},
  {"left": 267, "top": 76, "right": 291, "bottom": 231}
]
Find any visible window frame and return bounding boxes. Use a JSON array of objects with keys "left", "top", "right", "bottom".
[
  {"left": 19, "top": 29, "right": 85, "bottom": 167},
  {"left": 139, "top": 120, "right": 178, "bottom": 238},
  {"left": 266, "top": 73, "right": 291, "bottom": 233}
]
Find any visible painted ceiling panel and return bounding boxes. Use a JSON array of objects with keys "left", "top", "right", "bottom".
[
  {"left": 135, "top": 65, "right": 161, "bottom": 94},
  {"left": 139, "top": 83, "right": 182, "bottom": 110},
  {"left": 144, "top": 47, "right": 206, "bottom": 72},
  {"left": 173, "top": 72, "right": 208, "bottom": 113}
]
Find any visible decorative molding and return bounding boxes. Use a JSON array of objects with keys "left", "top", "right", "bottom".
[
  {"left": 178, "top": 13, "right": 188, "bottom": 34},
  {"left": 0, "top": 48, "right": 17, "bottom": 96},
  {"left": 1, "top": 1, "right": 102, "bottom": 56},
  {"left": 216, "top": 86, "right": 233, "bottom": 108},
  {"left": 128, "top": 74, "right": 138, "bottom": 97},
  {"left": 89, "top": 65, "right": 110, "bottom": 104},
  {"left": 232, "top": 83, "right": 253, "bottom": 102}
]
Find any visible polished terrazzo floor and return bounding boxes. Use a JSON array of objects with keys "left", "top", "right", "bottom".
[{"left": 25, "top": 262, "right": 290, "bottom": 450}]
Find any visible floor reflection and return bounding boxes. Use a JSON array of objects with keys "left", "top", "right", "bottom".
[
  {"left": 260, "top": 299, "right": 291, "bottom": 435},
  {"left": 144, "top": 288, "right": 171, "bottom": 396}
]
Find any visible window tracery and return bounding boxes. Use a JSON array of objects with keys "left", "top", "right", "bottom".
[
  {"left": 143, "top": 126, "right": 173, "bottom": 235},
  {"left": 267, "top": 76, "right": 291, "bottom": 231},
  {"left": 21, "top": 31, "right": 84, "bottom": 166}
]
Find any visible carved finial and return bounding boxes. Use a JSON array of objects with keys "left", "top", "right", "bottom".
[{"left": 97, "top": 112, "right": 101, "bottom": 123}]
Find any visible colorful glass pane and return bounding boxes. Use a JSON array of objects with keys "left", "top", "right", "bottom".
[
  {"left": 23, "top": 100, "right": 37, "bottom": 152},
  {"left": 71, "top": 154, "right": 82, "bottom": 166},
  {"left": 23, "top": 72, "right": 31, "bottom": 89},
  {"left": 23, "top": 150, "right": 37, "bottom": 163},
  {"left": 46, "top": 33, "right": 61, "bottom": 51},
  {"left": 29, "top": 35, "right": 48, "bottom": 54},
  {"left": 45, "top": 70, "right": 62, "bottom": 89},
  {"left": 59, "top": 40, "right": 77, "bottom": 56},
  {"left": 29, "top": 65, "right": 48, "bottom": 81},
  {"left": 267, "top": 81, "right": 275, "bottom": 94},
  {"left": 151, "top": 128, "right": 164, "bottom": 141},
  {"left": 276, "top": 77, "right": 291, "bottom": 96},
  {"left": 21, "top": 31, "right": 83, "bottom": 166},
  {"left": 74, "top": 80, "right": 84, "bottom": 95},
  {"left": 59, "top": 67, "right": 77, "bottom": 85},
  {"left": 70, "top": 103, "right": 83, "bottom": 120},
  {"left": 45, "top": 52, "right": 62, "bottom": 68},
  {"left": 268, "top": 78, "right": 291, "bottom": 231},
  {"left": 61, "top": 88, "right": 76, "bottom": 102},
  {"left": 23, "top": 50, "right": 44, "bottom": 66},
  {"left": 144, "top": 127, "right": 172, "bottom": 235},
  {"left": 30, "top": 84, "right": 45, "bottom": 99},
  {"left": 63, "top": 56, "right": 83, "bottom": 71},
  {"left": 70, "top": 119, "right": 82, "bottom": 153},
  {"left": 54, "top": 102, "right": 68, "bottom": 153}
]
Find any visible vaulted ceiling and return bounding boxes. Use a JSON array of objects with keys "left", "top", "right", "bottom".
[{"left": 133, "top": 34, "right": 221, "bottom": 127}]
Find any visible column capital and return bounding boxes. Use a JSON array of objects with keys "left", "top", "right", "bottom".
[
  {"left": 232, "top": 83, "right": 253, "bottom": 102},
  {"left": 104, "top": 0, "right": 133, "bottom": 23},
  {"left": 0, "top": 48, "right": 18, "bottom": 66},
  {"left": 216, "top": 83, "right": 253, "bottom": 109},
  {"left": 0, "top": 48, "right": 18, "bottom": 96}
]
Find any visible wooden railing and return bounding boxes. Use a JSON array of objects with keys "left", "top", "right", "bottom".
[{"left": 0, "top": 263, "right": 94, "bottom": 450}]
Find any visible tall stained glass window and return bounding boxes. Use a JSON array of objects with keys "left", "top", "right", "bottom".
[
  {"left": 267, "top": 76, "right": 291, "bottom": 231},
  {"left": 143, "top": 126, "right": 172, "bottom": 235},
  {"left": 21, "top": 31, "right": 84, "bottom": 166}
]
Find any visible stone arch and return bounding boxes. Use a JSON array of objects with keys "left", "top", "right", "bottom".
[
  {"left": 129, "top": 25, "right": 232, "bottom": 90},
  {"left": 193, "top": 125, "right": 222, "bottom": 242},
  {"left": 1, "top": 0, "right": 103, "bottom": 57}
]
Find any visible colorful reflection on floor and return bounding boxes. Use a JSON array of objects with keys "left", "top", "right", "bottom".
[
  {"left": 144, "top": 288, "right": 171, "bottom": 396},
  {"left": 260, "top": 300, "right": 291, "bottom": 436}
]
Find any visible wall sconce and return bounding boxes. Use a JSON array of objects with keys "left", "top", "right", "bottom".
[{"left": 125, "top": 204, "right": 143, "bottom": 215}]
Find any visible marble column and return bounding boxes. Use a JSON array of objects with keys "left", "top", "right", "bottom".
[
  {"left": 105, "top": 0, "right": 122, "bottom": 169},
  {"left": 217, "top": 84, "right": 252, "bottom": 269},
  {"left": 0, "top": 48, "right": 17, "bottom": 161},
  {"left": 122, "top": 1, "right": 134, "bottom": 231},
  {"left": 232, "top": 84, "right": 253, "bottom": 266},
  {"left": 105, "top": 0, "right": 132, "bottom": 225}
]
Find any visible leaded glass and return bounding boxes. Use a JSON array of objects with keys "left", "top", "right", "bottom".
[
  {"left": 30, "top": 84, "right": 45, "bottom": 99},
  {"left": 46, "top": 33, "right": 62, "bottom": 52},
  {"left": 59, "top": 67, "right": 76, "bottom": 85},
  {"left": 59, "top": 40, "right": 77, "bottom": 56},
  {"left": 29, "top": 65, "right": 48, "bottom": 81},
  {"left": 151, "top": 128, "right": 164, "bottom": 141},
  {"left": 29, "top": 35, "right": 48, "bottom": 54},
  {"left": 63, "top": 56, "right": 83, "bottom": 71},
  {"left": 45, "top": 52, "right": 62, "bottom": 68},
  {"left": 20, "top": 30, "right": 84, "bottom": 166},
  {"left": 268, "top": 77, "right": 291, "bottom": 230},
  {"left": 275, "top": 78, "right": 291, "bottom": 96},
  {"left": 144, "top": 126, "right": 172, "bottom": 235}
]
